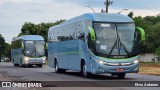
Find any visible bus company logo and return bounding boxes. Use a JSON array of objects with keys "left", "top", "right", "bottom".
[{"left": 2, "top": 82, "right": 11, "bottom": 87}]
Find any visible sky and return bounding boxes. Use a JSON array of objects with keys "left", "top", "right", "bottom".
[{"left": 0, "top": 0, "right": 160, "bottom": 43}]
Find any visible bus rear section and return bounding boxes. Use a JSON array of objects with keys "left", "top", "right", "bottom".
[{"left": 11, "top": 35, "right": 47, "bottom": 67}]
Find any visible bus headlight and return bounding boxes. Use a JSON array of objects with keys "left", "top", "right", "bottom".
[
  {"left": 24, "top": 57, "right": 29, "bottom": 61},
  {"left": 42, "top": 57, "right": 46, "bottom": 63},
  {"left": 96, "top": 60, "right": 107, "bottom": 65},
  {"left": 133, "top": 60, "right": 139, "bottom": 64}
]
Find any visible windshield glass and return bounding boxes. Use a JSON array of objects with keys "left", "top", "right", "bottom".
[
  {"left": 94, "top": 23, "right": 117, "bottom": 55},
  {"left": 24, "top": 40, "right": 45, "bottom": 57},
  {"left": 117, "top": 24, "right": 135, "bottom": 52},
  {"left": 93, "top": 22, "right": 137, "bottom": 58}
]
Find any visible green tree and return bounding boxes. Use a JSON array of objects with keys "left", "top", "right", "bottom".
[
  {"left": 0, "top": 34, "right": 5, "bottom": 62},
  {"left": 128, "top": 12, "right": 133, "bottom": 18},
  {"left": 155, "top": 48, "right": 160, "bottom": 57},
  {"left": 21, "top": 22, "right": 35, "bottom": 35},
  {"left": 133, "top": 15, "right": 160, "bottom": 53},
  {"left": 19, "top": 20, "right": 65, "bottom": 42},
  {"left": 1, "top": 43, "right": 11, "bottom": 61}
]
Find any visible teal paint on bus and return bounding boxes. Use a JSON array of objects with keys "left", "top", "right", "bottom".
[
  {"left": 48, "top": 13, "right": 142, "bottom": 78},
  {"left": 11, "top": 35, "right": 46, "bottom": 67}
]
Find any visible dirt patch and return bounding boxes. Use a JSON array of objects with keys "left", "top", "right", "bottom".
[
  {"left": 139, "top": 62, "right": 160, "bottom": 76},
  {"left": 0, "top": 71, "right": 52, "bottom": 90},
  {"left": 0, "top": 71, "right": 25, "bottom": 81},
  {"left": 140, "top": 62, "right": 160, "bottom": 67}
]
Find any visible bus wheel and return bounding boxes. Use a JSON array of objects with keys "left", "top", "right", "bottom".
[
  {"left": 20, "top": 59, "right": 25, "bottom": 67},
  {"left": 81, "top": 63, "right": 91, "bottom": 78},
  {"left": 14, "top": 63, "right": 19, "bottom": 66},
  {"left": 117, "top": 73, "right": 126, "bottom": 79},
  {"left": 55, "top": 61, "right": 65, "bottom": 73},
  {"left": 38, "top": 64, "right": 42, "bottom": 67}
]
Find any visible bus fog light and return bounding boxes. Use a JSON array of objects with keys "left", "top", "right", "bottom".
[
  {"left": 99, "top": 67, "right": 104, "bottom": 72},
  {"left": 25, "top": 61, "right": 28, "bottom": 64}
]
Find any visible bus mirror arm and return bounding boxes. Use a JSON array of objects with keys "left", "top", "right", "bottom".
[{"left": 136, "top": 27, "right": 145, "bottom": 41}]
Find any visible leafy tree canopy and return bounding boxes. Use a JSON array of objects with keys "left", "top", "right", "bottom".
[{"left": 19, "top": 20, "right": 65, "bottom": 42}]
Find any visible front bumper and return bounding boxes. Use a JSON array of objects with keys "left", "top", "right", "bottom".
[
  {"left": 24, "top": 59, "right": 43, "bottom": 65},
  {"left": 91, "top": 62, "right": 139, "bottom": 74}
]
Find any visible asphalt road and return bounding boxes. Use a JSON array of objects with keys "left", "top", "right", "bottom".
[{"left": 0, "top": 62, "right": 159, "bottom": 90}]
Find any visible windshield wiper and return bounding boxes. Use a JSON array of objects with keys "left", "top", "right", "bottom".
[
  {"left": 107, "top": 39, "right": 118, "bottom": 58},
  {"left": 35, "top": 47, "right": 42, "bottom": 56},
  {"left": 29, "top": 42, "right": 43, "bottom": 57},
  {"left": 30, "top": 47, "right": 35, "bottom": 57},
  {"left": 119, "top": 41, "right": 130, "bottom": 57}
]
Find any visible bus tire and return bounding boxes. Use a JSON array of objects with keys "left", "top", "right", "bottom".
[
  {"left": 13, "top": 59, "right": 19, "bottom": 66},
  {"left": 55, "top": 61, "right": 65, "bottom": 73},
  {"left": 117, "top": 73, "right": 126, "bottom": 79},
  {"left": 20, "top": 59, "right": 25, "bottom": 67},
  {"left": 14, "top": 63, "right": 19, "bottom": 66},
  {"left": 81, "top": 62, "right": 91, "bottom": 78},
  {"left": 38, "top": 64, "right": 42, "bottom": 67}
]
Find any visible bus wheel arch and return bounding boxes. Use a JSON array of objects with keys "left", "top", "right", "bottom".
[
  {"left": 13, "top": 58, "right": 18, "bottom": 66},
  {"left": 20, "top": 58, "right": 25, "bottom": 67},
  {"left": 54, "top": 58, "right": 57, "bottom": 68},
  {"left": 54, "top": 58, "right": 65, "bottom": 73},
  {"left": 54, "top": 58, "right": 58, "bottom": 72},
  {"left": 81, "top": 59, "right": 91, "bottom": 78}
]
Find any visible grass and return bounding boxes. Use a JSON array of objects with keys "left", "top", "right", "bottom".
[
  {"left": 139, "top": 62, "right": 160, "bottom": 76},
  {"left": 45, "top": 60, "right": 48, "bottom": 65}
]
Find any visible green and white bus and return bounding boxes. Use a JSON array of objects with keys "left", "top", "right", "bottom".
[{"left": 11, "top": 35, "right": 47, "bottom": 67}]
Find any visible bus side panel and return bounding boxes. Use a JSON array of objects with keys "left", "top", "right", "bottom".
[
  {"left": 58, "top": 39, "right": 90, "bottom": 72},
  {"left": 58, "top": 42, "right": 67, "bottom": 69},
  {"left": 48, "top": 42, "right": 59, "bottom": 68},
  {"left": 11, "top": 48, "right": 23, "bottom": 64},
  {"left": 61, "top": 40, "right": 81, "bottom": 70}
]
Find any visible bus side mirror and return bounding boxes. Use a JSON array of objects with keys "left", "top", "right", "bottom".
[
  {"left": 45, "top": 43, "right": 48, "bottom": 49},
  {"left": 21, "top": 42, "right": 24, "bottom": 50},
  {"left": 88, "top": 27, "right": 96, "bottom": 41},
  {"left": 136, "top": 27, "right": 145, "bottom": 41}
]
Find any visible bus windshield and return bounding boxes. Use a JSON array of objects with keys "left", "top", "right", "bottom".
[
  {"left": 24, "top": 40, "right": 45, "bottom": 57},
  {"left": 94, "top": 22, "right": 137, "bottom": 58}
]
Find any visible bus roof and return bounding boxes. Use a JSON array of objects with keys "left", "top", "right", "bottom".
[
  {"left": 49, "top": 13, "right": 134, "bottom": 30},
  {"left": 12, "top": 35, "right": 44, "bottom": 41},
  {"left": 62, "top": 13, "right": 133, "bottom": 24}
]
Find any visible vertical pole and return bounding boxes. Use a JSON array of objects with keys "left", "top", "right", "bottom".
[{"left": 106, "top": 0, "right": 109, "bottom": 13}]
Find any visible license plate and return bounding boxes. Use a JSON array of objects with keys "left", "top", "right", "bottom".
[{"left": 116, "top": 68, "right": 124, "bottom": 72}]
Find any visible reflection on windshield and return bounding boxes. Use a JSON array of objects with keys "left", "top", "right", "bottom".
[
  {"left": 93, "top": 22, "right": 136, "bottom": 57},
  {"left": 94, "top": 23, "right": 116, "bottom": 55},
  {"left": 24, "top": 41, "right": 45, "bottom": 57},
  {"left": 117, "top": 24, "right": 135, "bottom": 52}
]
